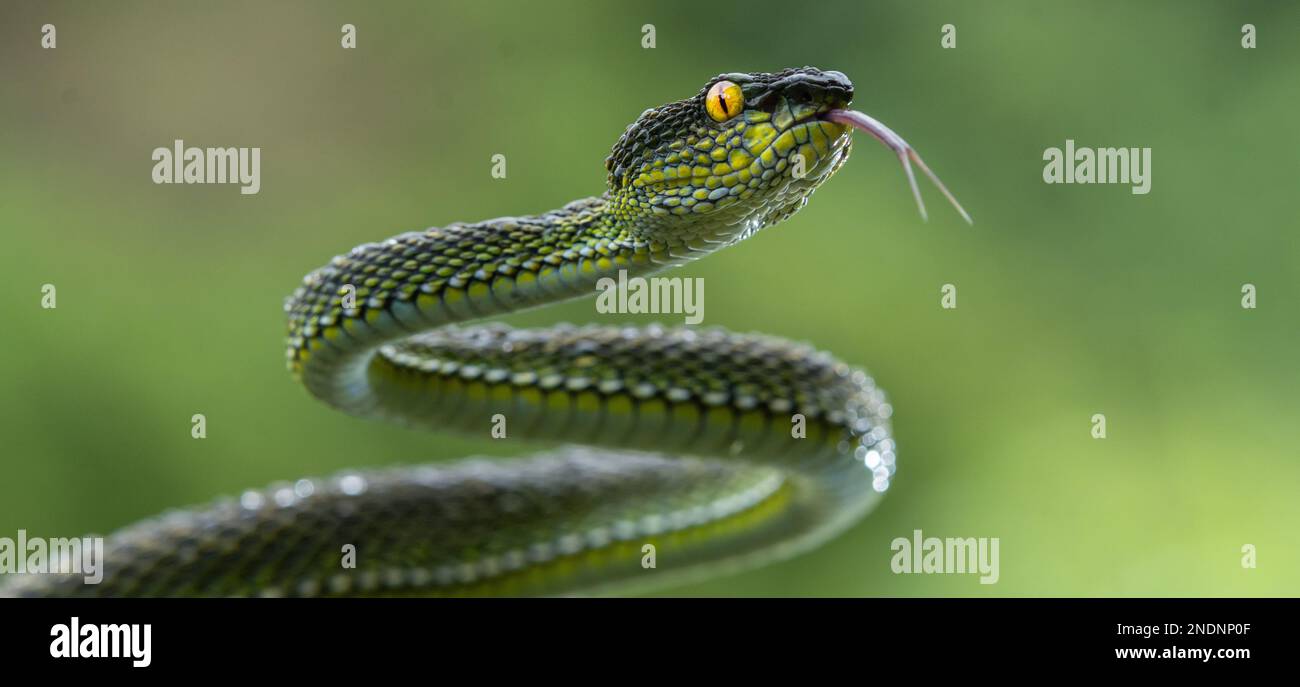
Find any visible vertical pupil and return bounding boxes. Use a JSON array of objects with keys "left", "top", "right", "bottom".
[{"left": 717, "top": 92, "right": 728, "bottom": 114}]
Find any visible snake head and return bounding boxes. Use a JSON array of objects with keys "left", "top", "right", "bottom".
[{"left": 604, "top": 67, "right": 858, "bottom": 244}]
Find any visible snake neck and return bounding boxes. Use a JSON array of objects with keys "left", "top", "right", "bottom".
[{"left": 284, "top": 192, "right": 742, "bottom": 414}]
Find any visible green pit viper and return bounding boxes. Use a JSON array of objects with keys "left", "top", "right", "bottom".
[{"left": 6, "top": 67, "right": 969, "bottom": 597}]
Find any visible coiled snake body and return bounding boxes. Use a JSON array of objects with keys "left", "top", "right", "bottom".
[{"left": 8, "top": 67, "right": 970, "bottom": 597}]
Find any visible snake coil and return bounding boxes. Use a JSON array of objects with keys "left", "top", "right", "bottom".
[{"left": 5, "top": 67, "right": 976, "bottom": 597}]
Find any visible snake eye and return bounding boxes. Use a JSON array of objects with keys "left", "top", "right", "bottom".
[{"left": 705, "top": 81, "right": 744, "bottom": 122}]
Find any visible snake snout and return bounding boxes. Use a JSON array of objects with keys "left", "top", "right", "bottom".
[
  {"left": 765, "top": 73, "right": 855, "bottom": 138},
  {"left": 773, "top": 68, "right": 854, "bottom": 113}
]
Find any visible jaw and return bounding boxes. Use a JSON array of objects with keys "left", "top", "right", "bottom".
[
  {"left": 780, "top": 115, "right": 854, "bottom": 184},
  {"left": 747, "top": 124, "right": 854, "bottom": 231},
  {"left": 686, "top": 115, "right": 854, "bottom": 239}
]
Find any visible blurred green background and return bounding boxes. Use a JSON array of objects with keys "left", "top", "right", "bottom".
[{"left": 1, "top": 0, "right": 1297, "bottom": 596}]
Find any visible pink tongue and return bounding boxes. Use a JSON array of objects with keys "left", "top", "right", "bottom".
[{"left": 823, "top": 109, "right": 972, "bottom": 225}]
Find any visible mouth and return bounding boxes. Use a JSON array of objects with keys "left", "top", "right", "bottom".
[{"left": 820, "top": 109, "right": 972, "bottom": 225}]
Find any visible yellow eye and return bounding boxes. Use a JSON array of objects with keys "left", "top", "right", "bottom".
[{"left": 705, "top": 80, "right": 744, "bottom": 122}]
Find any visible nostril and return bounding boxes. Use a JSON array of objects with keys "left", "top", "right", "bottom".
[{"left": 823, "top": 85, "right": 852, "bottom": 109}]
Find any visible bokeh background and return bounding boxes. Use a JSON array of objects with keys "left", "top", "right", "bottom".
[{"left": 2, "top": 0, "right": 1297, "bottom": 596}]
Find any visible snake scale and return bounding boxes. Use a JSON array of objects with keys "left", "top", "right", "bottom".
[{"left": 6, "top": 67, "right": 970, "bottom": 597}]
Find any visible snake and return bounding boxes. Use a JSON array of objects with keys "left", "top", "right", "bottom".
[{"left": 5, "top": 67, "right": 969, "bottom": 597}]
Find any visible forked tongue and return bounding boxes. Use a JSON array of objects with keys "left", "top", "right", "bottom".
[{"left": 823, "top": 109, "right": 972, "bottom": 225}]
